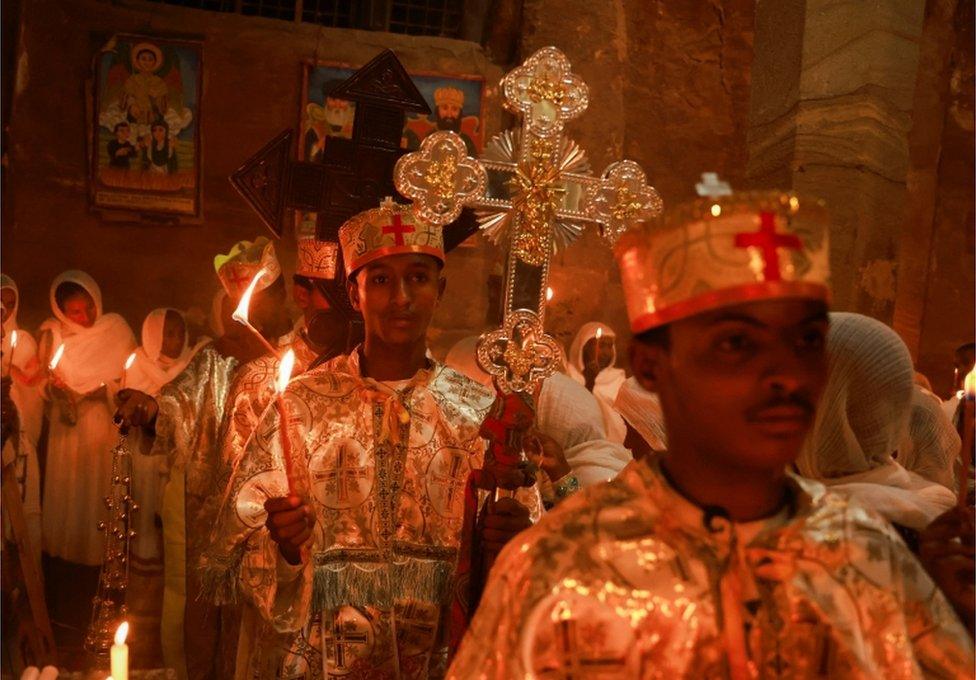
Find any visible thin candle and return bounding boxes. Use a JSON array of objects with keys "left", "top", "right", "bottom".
[
  {"left": 545, "top": 287, "right": 554, "bottom": 303},
  {"left": 232, "top": 267, "right": 282, "bottom": 358},
  {"left": 48, "top": 343, "right": 65, "bottom": 372},
  {"left": 3, "top": 330, "right": 17, "bottom": 377},
  {"left": 121, "top": 352, "right": 136, "bottom": 390},
  {"left": 110, "top": 621, "right": 128, "bottom": 680},
  {"left": 275, "top": 349, "right": 297, "bottom": 493},
  {"left": 958, "top": 368, "right": 975, "bottom": 507}
]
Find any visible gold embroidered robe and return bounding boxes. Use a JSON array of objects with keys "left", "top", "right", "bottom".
[
  {"left": 206, "top": 351, "right": 494, "bottom": 679},
  {"left": 448, "top": 456, "right": 974, "bottom": 679},
  {"left": 150, "top": 344, "right": 240, "bottom": 679}
]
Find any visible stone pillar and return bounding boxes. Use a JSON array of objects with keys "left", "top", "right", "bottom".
[{"left": 747, "top": 0, "right": 927, "bottom": 320}]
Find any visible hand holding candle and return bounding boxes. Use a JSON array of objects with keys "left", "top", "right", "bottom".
[{"left": 111, "top": 621, "right": 129, "bottom": 680}]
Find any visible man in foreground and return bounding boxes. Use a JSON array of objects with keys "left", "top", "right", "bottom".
[{"left": 448, "top": 190, "right": 973, "bottom": 677}]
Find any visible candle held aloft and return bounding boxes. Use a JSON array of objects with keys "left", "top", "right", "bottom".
[
  {"left": 232, "top": 267, "right": 281, "bottom": 357},
  {"left": 111, "top": 621, "right": 129, "bottom": 680},
  {"left": 276, "top": 349, "right": 297, "bottom": 493}
]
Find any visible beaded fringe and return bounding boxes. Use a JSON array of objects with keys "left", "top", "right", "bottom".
[{"left": 313, "top": 557, "right": 455, "bottom": 611}]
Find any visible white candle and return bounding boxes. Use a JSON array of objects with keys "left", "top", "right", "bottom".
[
  {"left": 111, "top": 621, "right": 129, "bottom": 680},
  {"left": 2, "top": 330, "right": 16, "bottom": 377},
  {"left": 121, "top": 352, "right": 137, "bottom": 390}
]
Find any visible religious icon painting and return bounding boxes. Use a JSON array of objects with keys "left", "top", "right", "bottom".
[
  {"left": 90, "top": 35, "right": 203, "bottom": 217},
  {"left": 300, "top": 60, "right": 486, "bottom": 162}
]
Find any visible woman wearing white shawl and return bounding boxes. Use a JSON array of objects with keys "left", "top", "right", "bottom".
[
  {"left": 566, "top": 322, "right": 628, "bottom": 443},
  {"left": 126, "top": 308, "right": 209, "bottom": 569},
  {"left": 39, "top": 270, "right": 135, "bottom": 565},
  {"left": 795, "top": 312, "right": 955, "bottom": 538},
  {"left": 898, "top": 385, "right": 959, "bottom": 491},
  {"left": 445, "top": 336, "right": 631, "bottom": 487},
  {"left": 1, "top": 274, "right": 44, "bottom": 565}
]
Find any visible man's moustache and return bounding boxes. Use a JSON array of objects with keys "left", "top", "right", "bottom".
[{"left": 745, "top": 395, "right": 815, "bottom": 420}]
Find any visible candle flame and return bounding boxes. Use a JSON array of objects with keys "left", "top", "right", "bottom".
[
  {"left": 232, "top": 267, "right": 268, "bottom": 326},
  {"left": 965, "top": 367, "right": 976, "bottom": 399},
  {"left": 114, "top": 621, "right": 129, "bottom": 645},
  {"left": 276, "top": 349, "right": 296, "bottom": 395},
  {"left": 10, "top": 330, "right": 17, "bottom": 349},
  {"left": 545, "top": 287, "right": 554, "bottom": 302},
  {"left": 595, "top": 327, "right": 603, "bottom": 340},
  {"left": 124, "top": 352, "right": 137, "bottom": 370},
  {"left": 49, "top": 343, "right": 65, "bottom": 371}
]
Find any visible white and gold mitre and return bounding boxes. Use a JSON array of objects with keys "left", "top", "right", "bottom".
[
  {"left": 338, "top": 198, "right": 444, "bottom": 276},
  {"left": 615, "top": 188, "right": 830, "bottom": 334},
  {"left": 213, "top": 236, "right": 282, "bottom": 299}
]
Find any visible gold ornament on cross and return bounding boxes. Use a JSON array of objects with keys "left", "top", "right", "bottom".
[{"left": 394, "top": 46, "right": 663, "bottom": 393}]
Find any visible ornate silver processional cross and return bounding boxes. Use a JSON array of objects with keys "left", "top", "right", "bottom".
[{"left": 395, "top": 47, "right": 663, "bottom": 393}]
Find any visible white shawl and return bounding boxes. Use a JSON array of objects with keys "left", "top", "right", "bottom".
[{"left": 126, "top": 307, "right": 210, "bottom": 396}]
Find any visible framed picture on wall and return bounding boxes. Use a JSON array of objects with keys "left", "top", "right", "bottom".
[
  {"left": 299, "top": 60, "right": 486, "bottom": 162},
  {"left": 90, "top": 35, "right": 203, "bottom": 217}
]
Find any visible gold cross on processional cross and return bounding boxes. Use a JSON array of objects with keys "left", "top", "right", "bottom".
[{"left": 395, "top": 46, "right": 663, "bottom": 394}]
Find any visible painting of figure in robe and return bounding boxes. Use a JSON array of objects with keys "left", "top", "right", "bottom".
[
  {"left": 300, "top": 62, "right": 485, "bottom": 163},
  {"left": 92, "top": 35, "right": 202, "bottom": 216}
]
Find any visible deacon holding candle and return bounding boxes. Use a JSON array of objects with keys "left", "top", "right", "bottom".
[
  {"left": 114, "top": 237, "right": 290, "bottom": 680},
  {"left": 206, "top": 199, "right": 532, "bottom": 678}
]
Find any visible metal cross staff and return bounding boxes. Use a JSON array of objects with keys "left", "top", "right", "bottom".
[{"left": 394, "top": 46, "right": 663, "bottom": 393}]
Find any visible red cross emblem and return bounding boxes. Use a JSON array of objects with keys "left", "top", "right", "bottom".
[
  {"left": 224, "top": 265, "right": 256, "bottom": 293},
  {"left": 734, "top": 211, "right": 802, "bottom": 282},
  {"left": 381, "top": 213, "right": 415, "bottom": 246}
]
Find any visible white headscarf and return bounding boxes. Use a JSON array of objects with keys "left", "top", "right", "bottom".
[
  {"left": 566, "top": 322, "right": 628, "bottom": 443},
  {"left": 614, "top": 376, "right": 668, "bottom": 451},
  {"left": 445, "top": 336, "right": 630, "bottom": 485},
  {"left": 1, "top": 273, "right": 20, "bottom": 332},
  {"left": 796, "top": 312, "right": 954, "bottom": 529},
  {"left": 126, "top": 308, "right": 210, "bottom": 396},
  {"left": 897, "top": 385, "right": 959, "bottom": 491},
  {"left": 39, "top": 270, "right": 136, "bottom": 394}
]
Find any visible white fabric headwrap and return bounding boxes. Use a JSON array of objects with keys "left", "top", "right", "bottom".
[
  {"left": 126, "top": 308, "right": 209, "bottom": 396},
  {"left": 1, "top": 273, "right": 20, "bottom": 332},
  {"left": 897, "top": 385, "right": 959, "bottom": 491},
  {"left": 39, "top": 270, "right": 136, "bottom": 394},
  {"left": 614, "top": 376, "right": 667, "bottom": 451},
  {"left": 796, "top": 312, "right": 954, "bottom": 529},
  {"left": 566, "top": 322, "right": 627, "bottom": 442}
]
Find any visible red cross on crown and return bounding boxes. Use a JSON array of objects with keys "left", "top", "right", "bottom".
[
  {"left": 338, "top": 197, "right": 445, "bottom": 277},
  {"left": 615, "top": 179, "right": 831, "bottom": 334},
  {"left": 214, "top": 237, "right": 282, "bottom": 299}
]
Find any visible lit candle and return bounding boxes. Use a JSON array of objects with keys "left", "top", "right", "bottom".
[
  {"left": 275, "top": 349, "right": 297, "bottom": 493},
  {"left": 232, "top": 267, "right": 282, "bottom": 357},
  {"left": 121, "top": 352, "right": 136, "bottom": 390},
  {"left": 3, "top": 330, "right": 17, "bottom": 377},
  {"left": 595, "top": 327, "right": 603, "bottom": 340},
  {"left": 111, "top": 621, "right": 128, "bottom": 680},
  {"left": 958, "top": 368, "right": 975, "bottom": 507},
  {"left": 545, "top": 287, "right": 554, "bottom": 303},
  {"left": 48, "top": 342, "right": 65, "bottom": 376}
]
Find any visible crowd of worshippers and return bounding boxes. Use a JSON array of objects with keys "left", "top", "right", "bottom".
[{"left": 0, "top": 190, "right": 974, "bottom": 679}]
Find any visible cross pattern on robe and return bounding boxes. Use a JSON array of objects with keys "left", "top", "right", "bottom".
[
  {"left": 551, "top": 616, "right": 628, "bottom": 678},
  {"left": 381, "top": 213, "right": 415, "bottom": 246},
  {"left": 314, "top": 445, "right": 370, "bottom": 504},
  {"left": 396, "top": 602, "right": 437, "bottom": 646},
  {"left": 395, "top": 47, "right": 662, "bottom": 394},
  {"left": 324, "top": 613, "right": 370, "bottom": 671},
  {"left": 734, "top": 211, "right": 802, "bottom": 282},
  {"left": 429, "top": 451, "right": 466, "bottom": 505}
]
